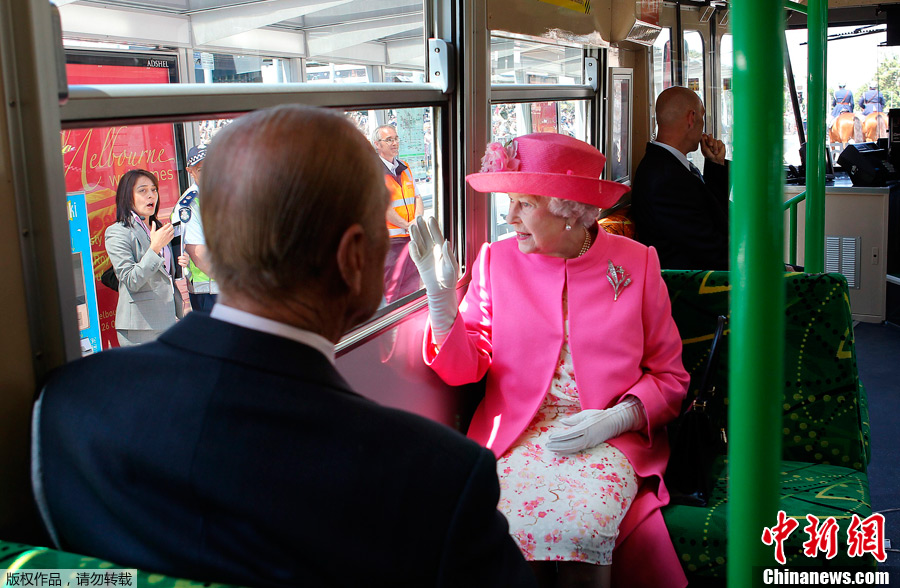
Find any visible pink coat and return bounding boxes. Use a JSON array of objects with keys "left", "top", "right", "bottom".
[{"left": 424, "top": 230, "right": 689, "bottom": 588}]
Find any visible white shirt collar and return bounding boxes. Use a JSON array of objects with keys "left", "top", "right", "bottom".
[
  {"left": 379, "top": 155, "right": 398, "bottom": 174},
  {"left": 209, "top": 303, "right": 336, "bottom": 365},
  {"left": 651, "top": 140, "right": 694, "bottom": 172}
]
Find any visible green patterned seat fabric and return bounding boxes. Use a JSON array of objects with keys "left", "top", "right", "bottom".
[
  {"left": 0, "top": 540, "right": 244, "bottom": 588},
  {"left": 661, "top": 271, "right": 869, "bottom": 472},
  {"left": 660, "top": 271, "right": 872, "bottom": 579},
  {"left": 663, "top": 459, "right": 874, "bottom": 578}
]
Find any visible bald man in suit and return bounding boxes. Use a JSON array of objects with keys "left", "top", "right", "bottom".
[{"left": 631, "top": 86, "right": 730, "bottom": 270}]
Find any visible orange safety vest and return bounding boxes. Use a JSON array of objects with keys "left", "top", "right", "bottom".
[{"left": 385, "top": 161, "right": 417, "bottom": 238}]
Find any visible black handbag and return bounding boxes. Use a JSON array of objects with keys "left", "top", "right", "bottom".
[
  {"left": 100, "top": 266, "right": 119, "bottom": 291},
  {"left": 664, "top": 315, "right": 727, "bottom": 507}
]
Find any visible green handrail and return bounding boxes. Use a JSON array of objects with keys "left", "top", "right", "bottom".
[
  {"left": 805, "top": 0, "right": 828, "bottom": 272},
  {"left": 784, "top": 191, "right": 806, "bottom": 266},
  {"left": 784, "top": 1, "right": 808, "bottom": 14},
  {"left": 783, "top": 190, "right": 807, "bottom": 209},
  {"left": 729, "top": 2, "right": 785, "bottom": 588}
]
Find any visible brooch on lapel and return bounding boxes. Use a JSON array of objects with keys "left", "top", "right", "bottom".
[{"left": 607, "top": 260, "right": 631, "bottom": 301}]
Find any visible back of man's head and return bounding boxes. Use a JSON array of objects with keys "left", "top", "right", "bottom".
[
  {"left": 655, "top": 86, "right": 701, "bottom": 129},
  {"left": 654, "top": 86, "right": 704, "bottom": 154},
  {"left": 202, "top": 105, "right": 389, "bottom": 305}
]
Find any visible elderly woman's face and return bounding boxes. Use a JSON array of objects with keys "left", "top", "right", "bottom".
[{"left": 506, "top": 193, "right": 575, "bottom": 258}]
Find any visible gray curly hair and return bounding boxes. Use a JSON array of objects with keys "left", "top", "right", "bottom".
[{"left": 546, "top": 197, "right": 601, "bottom": 227}]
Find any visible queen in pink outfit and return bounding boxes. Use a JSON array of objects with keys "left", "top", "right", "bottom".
[{"left": 409, "top": 133, "right": 689, "bottom": 588}]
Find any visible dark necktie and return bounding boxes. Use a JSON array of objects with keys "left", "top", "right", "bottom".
[{"left": 689, "top": 162, "right": 705, "bottom": 184}]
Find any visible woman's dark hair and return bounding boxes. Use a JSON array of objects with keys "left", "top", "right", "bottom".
[{"left": 115, "top": 169, "right": 161, "bottom": 228}]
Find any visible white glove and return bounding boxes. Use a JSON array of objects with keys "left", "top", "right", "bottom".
[
  {"left": 409, "top": 216, "right": 460, "bottom": 345},
  {"left": 547, "top": 396, "right": 647, "bottom": 454}
]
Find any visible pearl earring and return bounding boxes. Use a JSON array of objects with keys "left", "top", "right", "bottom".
[{"left": 565, "top": 222, "right": 572, "bottom": 231}]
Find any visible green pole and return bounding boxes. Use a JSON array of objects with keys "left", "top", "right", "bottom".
[
  {"left": 805, "top": 0, "right": 827, "bottom": 272},
  {"left": 790, "top": 204, "right": 798, "bottom": 266},
  {"left": 729, "top": 0, "right": 785, "bottom": 586},
  {"left": 784, "top": 191, "right": 806, "bottom": 266}
]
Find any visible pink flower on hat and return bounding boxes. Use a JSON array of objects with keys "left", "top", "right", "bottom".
[{"left": 480, "top": 140, "right": 521, "bottom": 173}]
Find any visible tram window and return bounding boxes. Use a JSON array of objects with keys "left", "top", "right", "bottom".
[
  {"left": 683, "top": 30, "right": 706, "bottom": 171},
  {"left": 489, "top": 101, "right": 588, "bottom": 242},
  {"left": 195, "top": 53, "right": 290, "bottom": 84},
  {"left": 61, "top": 104, "right": 438, "bottom": 350},
  {"left": 782, "top": 26, "right": 899, "bottom": 168},
  {"left": 651, "top": 27, "right": 673, "bottom": 117},
  {"left": 719, "top": 34, "right": 734, "bottom": 161},
  {"left": 491, "top": 36, "right": 584, "bottom": 85},
  {"left": 57, "top": 1, "right": 428, "bottom": 86}
]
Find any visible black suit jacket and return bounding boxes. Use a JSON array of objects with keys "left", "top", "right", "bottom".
[
  {"left": 33, "top": 313, "right": 535, "bottom": 588},
  {"left": 630, "top": 142, "right": 730, "bottom": 270}
]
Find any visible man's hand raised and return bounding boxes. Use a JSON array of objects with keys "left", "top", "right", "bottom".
[{"left": 700, "top": 133, "right": 726, "bottom": 166}]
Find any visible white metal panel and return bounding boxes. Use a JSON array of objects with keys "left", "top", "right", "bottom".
[
  {"left": 387, "top": 38, "right": 426, "bottom": 68},
  {"left": 312, "top": 41, "right": 388, "bottom": 66},
  {"left": 307, "top": 16, "right": 421, "bottom": 56},
  {"left": 190, "top": 0, "right": 351, "bottom": 45},
  {"left": 200, "top": 28, "right": 307, "bottom": 58},
  {"left": 58, "top": 4, "right": 192, "bottom": 47}
]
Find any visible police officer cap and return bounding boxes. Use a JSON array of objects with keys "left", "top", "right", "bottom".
[{"left": 187, "top": 145, "right": 207, "bottom": 168}]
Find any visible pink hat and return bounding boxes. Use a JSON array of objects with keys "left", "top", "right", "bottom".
[{"left": 465, "top": 133, "right": 630, "bottom": 209}]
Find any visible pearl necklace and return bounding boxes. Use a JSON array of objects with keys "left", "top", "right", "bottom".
[{"left": 577, "top": 226, "right": 592, "bottom": 257}]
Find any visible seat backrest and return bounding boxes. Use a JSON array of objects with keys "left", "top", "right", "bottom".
[
  {"left": 0, "top": 540, "right": 243, "bottom": 588},
  {"left": 662, "top": 270, "right": 868, "bottom": 472}
]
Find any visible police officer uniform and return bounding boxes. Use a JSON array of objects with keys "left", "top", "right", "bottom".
[
  {"left": 172, "top": 145, "right": 219, "bottom": 312},
  {"left": 859, "top": 86, "right": 885, "bottom": 115},
  {"left": 831, "top": 85, "right": 854, "bottom": 119}
]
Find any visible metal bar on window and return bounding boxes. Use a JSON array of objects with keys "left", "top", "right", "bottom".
[
  {"left": 490, "top": 84, "right": 595, "bottom": 104},
  {"left": 61, "top": 82, "right": 447, "bottom": 128}
]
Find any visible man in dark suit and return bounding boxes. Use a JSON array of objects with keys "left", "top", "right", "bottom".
[
  {"left": 631, "top": 86, "right": 730, "bottom": 270},
  {"left": 32, "top": 105, "right": 536, "bottom": 588}
]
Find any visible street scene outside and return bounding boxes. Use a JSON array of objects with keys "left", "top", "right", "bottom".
[{"left": 781, "top": 26, "right": 899, "bottom": 166}]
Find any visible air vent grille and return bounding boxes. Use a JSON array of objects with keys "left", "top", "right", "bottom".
[{"left": 825, "top": 236, "right": 860, "bottom": 289}]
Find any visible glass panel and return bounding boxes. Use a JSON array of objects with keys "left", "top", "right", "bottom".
[
  {"left": 651, "top": 27, "right": 672, "bottom": 117},
  {"left": 683, "top": 30, "right": 705, "bottom": 171},
  {"left": 609, "top": 76, "right": 632, "bottom": 182},
  {"left": 306, "top": 62, "right": 370, "bottom": 84},
  {"left": 195, "top": 52, "right": 290, "bottom": 84},
  {"left": 784, "top": 26, "right": 900, "bottom": 170},
  {"left": 491, "top": 36, "right": 583, "bottom": 85},
  {"left": 59, "top": 0, "right": 427, "bottom": 85},
  {"left": 488, "top": 101, "right": 589, "bottom": 242},
  {"left": 720, "top": 34, "right": 734, "bottom": 161},
  {"left": 62, "top": 106, "right": 437, "bottom": 349}
]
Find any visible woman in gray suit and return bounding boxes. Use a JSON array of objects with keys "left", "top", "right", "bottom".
[{"left": 106, "top": 169, "right": 186, "bottom": 346}]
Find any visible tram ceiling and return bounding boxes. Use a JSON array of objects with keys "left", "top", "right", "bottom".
[{"left": 56, "top": 0, "right": 425, "bottom": 68}]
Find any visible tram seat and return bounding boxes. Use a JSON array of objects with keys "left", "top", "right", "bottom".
[
  {"left": 0, "top": 539, "right": 243, "bottom": 588},
  {"left": 660, "top": 271, "right": 874, "bottom": 581}
]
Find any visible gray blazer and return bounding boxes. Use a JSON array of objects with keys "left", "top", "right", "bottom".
[{"left": 105, "top": 221, "right": 183, "bottom": 332}]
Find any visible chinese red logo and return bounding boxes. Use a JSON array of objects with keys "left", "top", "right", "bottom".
[{"left": 762, "top": 511, "right": 887, "bottom": 564}]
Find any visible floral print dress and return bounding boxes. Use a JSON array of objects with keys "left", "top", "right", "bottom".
[{"left": 496, "top": 289, "right": 639, "bottom": 565}]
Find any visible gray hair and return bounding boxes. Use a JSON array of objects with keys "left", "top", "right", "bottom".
[
  {"left": 371, "top": 124, "right": 395, "bottom": 145},
  {"left": 547, "top": 197, "right": 601, "bottom": 227}
]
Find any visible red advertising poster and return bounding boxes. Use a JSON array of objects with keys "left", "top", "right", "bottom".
[
  {"left": 531, "top": 102, "right": 559, "bottom": 134},
  {"left": 640, "top": 0, "right": 660, "bottom": 26},
  {"left": 62, "top": 61, "right": 179, "bottom": 349}
]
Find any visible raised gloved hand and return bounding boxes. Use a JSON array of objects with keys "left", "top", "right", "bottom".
[
  {"left": 409, "top": 216, "right": 460, "bottom": 345},
  {"left": 547, "top": 396, "right": 647, "bottom": 454}
]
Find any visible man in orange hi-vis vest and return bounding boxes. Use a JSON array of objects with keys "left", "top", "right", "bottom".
[{"left": 373, "top": 124, "right": 424, "bottom": 303}]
